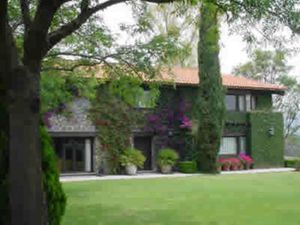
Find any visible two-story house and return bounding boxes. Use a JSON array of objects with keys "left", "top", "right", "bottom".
[{"left": 48, "top": 67, "right": 286, "bottom": 173}]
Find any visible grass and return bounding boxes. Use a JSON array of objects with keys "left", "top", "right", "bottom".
[{"left": 63, "top": 173, "right": 300, "bottom": 225}]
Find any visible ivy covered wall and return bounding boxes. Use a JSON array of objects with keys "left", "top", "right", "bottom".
[
  {"left": 255, "top": 94, "right": 273, "bottom": 110},
  {"left": 249, "top": 112, "right": 284, "bottom": 168}
]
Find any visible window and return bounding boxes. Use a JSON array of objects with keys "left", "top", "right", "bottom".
[
  {"left": 136, "top": 90, "right": 152, "bottom": 108},
  {"left": 238, "top": 95, "right": 246, "bottom": 111},
  {"left": 239, "top": 137, "right": 247, "bottom": 154},
  {"left": 219, "top": 137, "right": 238, "bottom": 155},
  {"left": 225, "top": 95, "right": 246, "bottom": 112},
  {"left": 219, "top": 136, "right": 247, "bottom": 155},
  {"left": 251, "top": 95, "right": 256, "bottom": 110},
  {"left": 225, "top": 95, "right": 237, "bottom": 111}
]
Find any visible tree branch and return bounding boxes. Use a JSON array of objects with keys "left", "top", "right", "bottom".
[
  {"left": 47, "top": 0, "right": 175, "bottom": 51},
  {"left": 20, "top": 0, "right": 32, "bottom": 32},
  {"left": 23, "top": 0, "right": 64, "bottom": 71}
]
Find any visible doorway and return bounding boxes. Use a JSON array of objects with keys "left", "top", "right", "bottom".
[{"left": 133, "top": 136, "right": 152, "bottom": 170}]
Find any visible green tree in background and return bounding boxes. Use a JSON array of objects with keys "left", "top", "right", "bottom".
[{"left": 195, "top": 2, "right": 225, "bottom": 173}]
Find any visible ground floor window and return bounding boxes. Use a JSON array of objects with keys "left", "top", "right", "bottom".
[{"left": 219, "top": 136, "right": 247, "bottom": 155}]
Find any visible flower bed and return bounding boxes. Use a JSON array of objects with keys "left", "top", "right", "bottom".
[{"left": 218, "top": 154, "right": 254, "bottom": 171}]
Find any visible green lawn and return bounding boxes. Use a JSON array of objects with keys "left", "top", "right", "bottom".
[{"left": 63, "top": 173, "right": 300, "bottom": 225}]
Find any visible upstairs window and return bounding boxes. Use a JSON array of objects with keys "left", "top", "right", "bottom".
[
  {"left": 225, "top": 95, "right": 246, "bottom": 112},
  {"left": 225, "top": 95, "right": 237, "bottom": 111},
  {"left": 136, "top": 90, "right": 152, "bottom": 108}
]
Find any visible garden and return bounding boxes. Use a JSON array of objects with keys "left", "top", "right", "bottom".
[{"left": 62, "top": 172, "right": 300, "bottom": 225}]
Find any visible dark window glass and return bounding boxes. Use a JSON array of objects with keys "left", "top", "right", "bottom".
[{"left": 225, "top": 95, "right": 237, "bottom": 111}]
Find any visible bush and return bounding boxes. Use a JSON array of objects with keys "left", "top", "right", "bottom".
[
  {"left": 178, "top": 161, "right": 197, "bottom": 173},
  {"left": 120, "top": 148, "right": 146, "bottom": 168},
  {"left": 294, "top": 160, "right": 300, "bottom": 171},
  {"left": 284, "top": 158, "right": 300, "bottom": 168},
  {"left": 157, "top": 148, "right": 179, "bottom": 166},
  {"left": 41, "top": 127, "right": 66, "bottom": 225}
]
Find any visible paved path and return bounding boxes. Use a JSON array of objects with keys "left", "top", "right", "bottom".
[{"left": 60, "top": 168, "right": 295, "bottom": 182}]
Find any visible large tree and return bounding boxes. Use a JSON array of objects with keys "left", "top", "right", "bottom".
[{"left": 0, "top": 1, "right": 179, "bottom": 225}]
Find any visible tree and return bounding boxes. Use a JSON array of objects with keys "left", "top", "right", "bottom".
[
  {"left": 233, "top": 49, "right": 300, "bottom": 138},
  {"left": 195, "top": 2, "right": 225, "bottom": 173},
  {"left": 0, "top": 1, "right": 178, "bottom": 224},
  {"left": 129, "top": 3, "right": 199, "bottom": 66}
]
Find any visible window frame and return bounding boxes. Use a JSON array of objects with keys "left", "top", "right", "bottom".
[
  {"left": 225, "top": 94, "right": 247, "bottom": 112},
  {"left": 219, "top": 136, "right": 247, "bottom": 156}
]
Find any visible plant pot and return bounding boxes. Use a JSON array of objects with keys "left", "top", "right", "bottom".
[
  {"left": 222, "top": 165, "right": 230, "bottom": 171},
  {"left": 160, "top": 165, "right": 172, "bottom": 174},
  {"left": 231, "top": 165, "right": 239, "bottom": 171},
  {"left": 125, "top": 164, "right": 137, "bottom": 175}
]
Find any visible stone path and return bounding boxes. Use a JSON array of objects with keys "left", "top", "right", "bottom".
[{"left": 60, "top": 168, "right": 295, "bottom": 182}]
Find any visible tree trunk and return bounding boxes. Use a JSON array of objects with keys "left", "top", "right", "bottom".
[{"left": 9, "top": 66, "right": 46, "bottom": 225}]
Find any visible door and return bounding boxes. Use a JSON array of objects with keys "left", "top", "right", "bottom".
[
  {"left": 134, "top": 136, "right": 152, "bottom": 170},
  {"left": 62, "top": 139, "right": 85, "bottom": 172}
]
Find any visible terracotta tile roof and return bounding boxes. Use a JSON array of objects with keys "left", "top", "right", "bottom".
[
  {"left": 93, "top": 66, "right": 286, "bottom": 93},
  {"left": 158, "top": 67, "right": 287, "bottom": 92}
]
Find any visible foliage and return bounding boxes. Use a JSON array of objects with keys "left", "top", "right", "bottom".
[
  {"left": 130, "top": 2, "right": 199, "bottom": 67},
  {"left": 195, "top": 2, "right": 225, "bottom": 173},
  {"left": 284, "top": 157, "right": 300, "bottom": 168},
  {"left": 41, "top": 70, "right": 98, "bottom": 114},
  {"left": 0, "top": 125, "right": 67, "bottom": 225},
  {"left": 157, "top": 148, "right": 179, "bottom": 166},
  {"left": 177, "top": 161, "right": 197, "bottom": 173},
  {"left": 295, "top": 160, "right": 300, "bottom": 171},
  {"left": 40, "top": 127, "right": 67, "bottom": 225},
  {"left": 239, "top": 153, "right": 254, "bottom": 165},
  {"left": 120, "top": 148, "right": 146, "bottom": 168},
  {"left": 90, "top": 74, "right": 159, "bottom": 174},
  {"left": 233, "top": 49, "right": 300, "bottom": 137},
  {"left": 249, "top": 112, "right": 284, "bottom": 168}
]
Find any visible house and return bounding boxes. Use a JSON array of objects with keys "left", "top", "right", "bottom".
[{"left": 47, "top": 67, "right": 286, "bottom": 173}]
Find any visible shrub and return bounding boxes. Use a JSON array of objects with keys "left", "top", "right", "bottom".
[
  {"left": 157, "top": 148, "right": 179, "bottom": 166},
  {"left": 284, "top": 158, "right": 300, "bottom": 168},
  {"left": 120, "top": 148, "right": 146, "bottom": 168},
  {"left": 295, "top": 160, "right": 300, "bottom": 171},
  {"left": 41, "top": 127, "right": 66, "bottom": 225},
  {"left": 178, "top": 161, "right": 197, "bottom": 173}
]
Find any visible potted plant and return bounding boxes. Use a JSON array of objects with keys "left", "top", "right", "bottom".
[
  {"left": 120, "top": 148, "right": 146, "bottom": 175},
  {"left": 218, "top": 158, "right": 231, "bottom": 171},
  {"left": 157, "top": 148, "right": 179, "bottom": 174},
  {"left": 239, "top": 153, "right": 254, "bottom": 170},
  {"left": 229, "top": 158, "right": 241, "bottom": 171}
]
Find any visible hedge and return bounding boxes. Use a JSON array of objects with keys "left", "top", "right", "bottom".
[
  {"left": 249, "top": 112, "right": 284, "bottom": 168},
  {"left": 178, "top": 161, "right": 198, "bottom": 173}
]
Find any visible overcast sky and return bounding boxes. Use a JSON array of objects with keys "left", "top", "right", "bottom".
[{"left": 102, "top": 3, "right": 300, "bottom": 78}]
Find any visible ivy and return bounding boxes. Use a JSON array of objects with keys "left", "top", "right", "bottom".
[{"left": 90, "top": 74, "right": 159, "bottom": 174}]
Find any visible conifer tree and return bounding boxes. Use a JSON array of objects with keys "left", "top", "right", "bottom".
[{"left": 195, "top": 2, "right": 225, "bottom": 173}]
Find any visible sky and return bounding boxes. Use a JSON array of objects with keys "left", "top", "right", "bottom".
[{"left": 102, "top": 3, "right": 300, "bottom": 78}]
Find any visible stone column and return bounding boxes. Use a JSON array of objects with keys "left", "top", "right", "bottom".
[{"left": 85, "top": 139, "right": 92, "bottom": 172}]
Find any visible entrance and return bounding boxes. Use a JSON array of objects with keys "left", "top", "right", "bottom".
[
  {"left": 53, "top": 137, "right": 92, "bottom": 173},
  {"left": 134, "top": 136, "right": 152, "bottom": 170}
]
